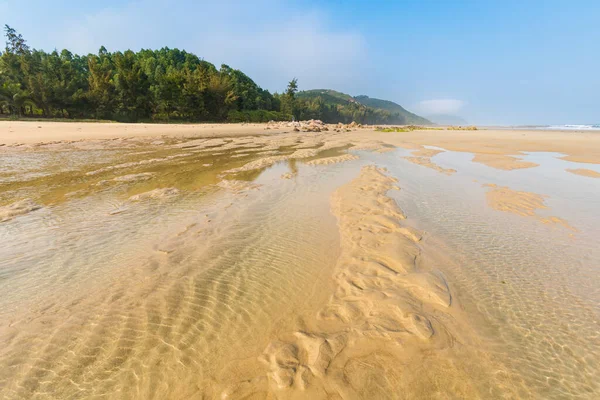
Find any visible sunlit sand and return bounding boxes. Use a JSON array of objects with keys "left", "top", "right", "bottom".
[{"left": 1, "top": 122, "right": 599, "bottom": 398}]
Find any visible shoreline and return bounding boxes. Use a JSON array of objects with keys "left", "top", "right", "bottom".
[
  {"left": 1, "top": 120, "right": 598, "bottom": 398},
  {"left": 2, "top": 121, "right": 600, "bottom": 166}
]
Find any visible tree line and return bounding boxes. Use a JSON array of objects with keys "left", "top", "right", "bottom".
[{"left": 1, "top": 26, "right": 411, "bottom": 124}]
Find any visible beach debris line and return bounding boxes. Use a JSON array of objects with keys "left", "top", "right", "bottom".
[{"left": 266, "top": 119, "right": 367, "bottom": 133}]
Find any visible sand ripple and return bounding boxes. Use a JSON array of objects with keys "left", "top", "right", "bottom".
[
  {"left": 224, "top": 166, "right": 488, "bottom": 399},
  {"left": 0, "top": 199, "right": 42, "bottom": 222},
  {"left": 128, "top": 188, "right": 180, "bottom": 201},
  {"left": 306, "top": 154, "right": 360, "bottom": 166}
]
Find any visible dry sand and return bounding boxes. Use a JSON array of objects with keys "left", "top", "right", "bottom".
[
  {"left": 374, "top": 127, "right": 600, "bottom": 165},
  {"left": 0, "top": 121, "right": 285, "bottom": 145},
  {"left": 3, "top": 121, "right": 599, "bottom": 168}
]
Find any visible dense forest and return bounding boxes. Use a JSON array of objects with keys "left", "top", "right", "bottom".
[
  {"left": 0, "top": 25, "right": 427, "bottom": 125},
  {"left": 298, "top": 90, "right": 430, "bottom": 125}
]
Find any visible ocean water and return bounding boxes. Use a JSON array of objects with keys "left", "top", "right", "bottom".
[{"left": 543, "top": 124, "right": 600, "bottom": 130}]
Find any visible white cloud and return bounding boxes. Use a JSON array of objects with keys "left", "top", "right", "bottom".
[
  {"left": 46, "top": 0, "right": 367, "bottom": 93},
  {"left": 414, "top": 99, "right": 466, "bottom": 115}
]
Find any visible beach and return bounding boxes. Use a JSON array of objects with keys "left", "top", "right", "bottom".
[
  {"left": 1, "top": 121, "right": 600, "bottom": 399},
  {"left": 2, "top": 121, "right": 600, "bottom": 161}
]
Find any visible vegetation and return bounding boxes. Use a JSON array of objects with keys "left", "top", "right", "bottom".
[
  {"left": 353, "top": 95, "right": 430, "bottom": 125},
  {"left": 377, "top": 126, "right": 443, "bottom": 132},
  {"left": 376, "top": 125, "right": 476, "bottom": 132},
  {"left": 0, "top": 26, "right": 429, "bottom": 125},
  {"left": 446, "top": 125, "right": 478, "bottom": 130},
  {"left": 298, "top": 90, "right": 431, "bottom": 125}
]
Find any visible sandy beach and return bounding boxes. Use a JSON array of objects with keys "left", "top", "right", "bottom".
[
  {"left": 3, "top": 120, "right": 600, "bottom": 163},
  {"left": 1, "top": 121, "right": 600, "bottom": 399},
  {"left": 0, "top": 121, "right": 284, "bottom": 144}
]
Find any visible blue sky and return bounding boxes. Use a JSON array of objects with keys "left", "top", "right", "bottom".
[{"left": 1, "top": 0, "right": 598, "bottom": 124}]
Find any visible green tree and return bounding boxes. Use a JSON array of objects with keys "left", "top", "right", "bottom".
[
  {"left": 1, "top": 27, "right": 409, "bottom": 124},
  {"left": 281, "top": 78, "right": 298, "bottom": 119},
  {"left": 4, "top": 25, "right": 30, "bottom": 55},
  {"left": 286, "top": 78, "right": 298, "bottom": 98},
  {"left": 87, "top": 47, "right": 116, "bottom": 119},
  {"left": 112, "top": 50, "right": 151, "bottom": 121}
]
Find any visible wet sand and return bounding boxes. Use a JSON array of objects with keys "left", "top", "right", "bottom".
[
  {"left": 1, "top": 122, "right": 600, "bottom": 398},
  {"left": 567, "top": 168, "right": 600, "bottom": 178},
  {"left": 404, "top": 148, "right": 457, "bottom": 175},
  {"left": 482, "top": 183, "right": 576, "bottom": 230},
  {"left": 472, "top": 153, "right": 538, "bottom": 170},
  {"left": 3, "top": 121, "right": 600, "bottom": 165}
]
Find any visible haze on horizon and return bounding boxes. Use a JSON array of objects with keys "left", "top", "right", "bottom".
[{"left": 1, "top": 0, "right": 598, "bottom": 126}]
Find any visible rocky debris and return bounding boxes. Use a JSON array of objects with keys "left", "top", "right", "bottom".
[
  {"left": 301, "top": 120, "right": 328, "bottom": 133},
  {"left": 265, "top": 120, "right": 364, "bottom": 133}
]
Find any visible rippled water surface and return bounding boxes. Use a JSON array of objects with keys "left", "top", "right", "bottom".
[
  {"left": 0, "top": 138, "right": 361, "bottom": 398},
  {"left": 373, "top": 148, "right": 600, "bottom": 399},
  {"left": 1, "top": 136, "right": 599, "bottom": 399}
]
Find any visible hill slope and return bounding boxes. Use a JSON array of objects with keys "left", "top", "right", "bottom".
[
  {"left": 297, "top": 89, "right": 431, "bottom": 125},
  {"left": 353, "top": 95, "right": 430, "bottom": 125}
]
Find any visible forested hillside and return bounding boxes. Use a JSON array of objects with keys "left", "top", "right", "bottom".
[
  {"left": 353, "top": 95, "right": 430, "bottom": 125},
  {"left": 298, "top": 90, "right": 430, "bottom": 125},
  {"left": 0, "top": 26, "right": 429, "bottom": 125}
]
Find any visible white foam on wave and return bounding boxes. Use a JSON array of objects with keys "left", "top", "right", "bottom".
[{"left": 544, "top": 124, "right": 600, "bottom": 131}]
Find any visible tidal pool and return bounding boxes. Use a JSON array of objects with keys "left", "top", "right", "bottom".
[{"left": 1, "top": 134, "right": 599, "bottom": 399}]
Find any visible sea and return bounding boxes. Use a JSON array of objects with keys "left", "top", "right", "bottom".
[{"left": 543, "top": 124, "right": 600, "bottom": 130}]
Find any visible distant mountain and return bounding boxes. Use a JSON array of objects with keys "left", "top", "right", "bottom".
[
  {"left": 297, "top": 89, "right": 431, "bottom": 125},
  {"left": 353, "top": 95, "right": 430, "bottom": 125},
  {"left": 426, "top": 114, "right": 468, "bottom": 126}
]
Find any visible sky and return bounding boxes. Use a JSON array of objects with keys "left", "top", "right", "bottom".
[{"left": 1, "top": 0, "right": 598, "bottom": 125}]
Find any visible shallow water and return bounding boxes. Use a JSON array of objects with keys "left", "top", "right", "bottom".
[
  {"left": 1, "top": 136, "right": 600, "bottom": 398},
  {"left": 1, "top": 136, "right": 371, "bottom": 398},
  {"left": 371, "top": 148, "right": 600, "bottom": 399}
]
